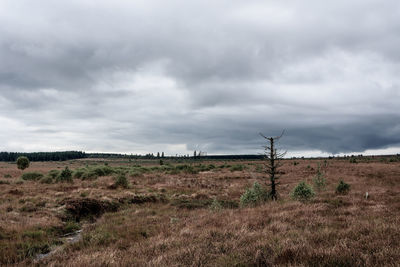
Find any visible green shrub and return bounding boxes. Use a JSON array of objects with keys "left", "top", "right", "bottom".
[
  {"left": 291, "top": 181, "right": 315, "bottom": 201},
  {"left": 0, "top": 180, "right": 10, "bottom": 184},
  {"left": 40, "top": 170, "right": 60, "bottom": 184},
  {"left": 47, "top": 170, "right": 60, "bottom": 179},
  {"left": 240, "top": 182, "right": 269, "bottom": 207},
  {"left": 349, "top": 158, "right": 357, "bottom": 164},
  {"left": 16, "top": 156, "right": 30, "bottom": 170},
  {"left": 114, "top": 174, "right": 129, "bottom": 189},
  {"left": 4, "top": 174, "right": 12, "bottom": 178},
  {"left": 57, "top": 167, "right": 73, "bottom": 183},
  {"left": 21, "top": 172, "right": 43, "bottom": 181},
  {"left": 86, "top": 166, "right": 114, "bottom": 177},
  {"left": 313, "top": 164, "right": 326, "bottom": 192},
  {"left": 75, "top": 169, "right": 99, "bottom": 180},
  {"left": 73, "top": 168, "right": 86, "bottom": 179},
  {"left": 336, "top": 180, "right": 350, "bottom": 194},
  {"left": 175, "top": 164, "right": 198, "bottom": 174}
]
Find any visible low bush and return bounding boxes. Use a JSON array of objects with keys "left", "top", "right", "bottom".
[
  {"left": 114, "top": 174, "right": 129, "bottom": 189},
  {"left": 21, "top": 172, "right": 44, "bottom": 181},
  {"left": 129, "top": 170, "right": 144, "bottom": 177},
  {"left": 73, "top": 168, "right": 86, "bottom": 179},
  {"left": 291, "top": 181, "right": 315, "bottom": 201},
  {"left": 57, "top": 167, "right": 73, "bottom": 183},
  {"left": 81, "top": 170, "right": 99, "bottom": 180},
  {"left": 313, "top": 164, "right": 326, "bottom": 192},
  {"left": 336, "top": 180, "right": 350, "bottom": 194},
  {"left": 91, "top": 166, "right": 114, "bottom": 176},
  {"left": 349, "top": 158, "right": 357, "bottom": 164},
  {"left": 47, "top": 170, "right": 60, "bottom": 179},
  {"left": 240, "top": 182, "right": 269, "bottom": 207},
  {"left": 230, "top": 164, "right": 245, "bottom": 172},
  {"left": 40, "top": 176, "right": 54, "bottom": 184}
]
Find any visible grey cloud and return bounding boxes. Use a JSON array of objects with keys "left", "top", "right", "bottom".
[{"left": 0, "top": 0, "right": 400, "bottom": 155}]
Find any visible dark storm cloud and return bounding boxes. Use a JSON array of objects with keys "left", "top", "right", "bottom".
[{"left": 0, "top": 0, "right": 400, "bottom": 155}]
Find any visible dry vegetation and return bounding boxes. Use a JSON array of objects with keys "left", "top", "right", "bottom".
[{"left": 0, "top": 156, "right": 400, "bottom": 266}]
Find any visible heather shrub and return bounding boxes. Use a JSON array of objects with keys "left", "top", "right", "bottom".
[
  {"left": 291, "top": 181, "right": 315, "bottom": 201},
  {"left": 240, "top": 182, "right": 269, "bottom": 207},
  {"left": 336, "top": 180, "right": 350, "bottom": 194}
]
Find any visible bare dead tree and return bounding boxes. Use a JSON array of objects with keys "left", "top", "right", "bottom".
[{"left": 260, "top": 130, "right": 286, "bottom": 200}]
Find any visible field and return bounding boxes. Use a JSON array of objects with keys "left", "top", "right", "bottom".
[{"left": 0, "top": 157, "right": 400, "bottom": 266}]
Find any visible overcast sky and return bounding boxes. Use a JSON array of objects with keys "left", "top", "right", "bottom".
[{"left": 1, "top": 0, "right": 400, "bottom": 156}]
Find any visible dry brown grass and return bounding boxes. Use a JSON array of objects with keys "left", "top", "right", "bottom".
[{"left": 0, "top": 157, "right": 399, "bottom": 266}]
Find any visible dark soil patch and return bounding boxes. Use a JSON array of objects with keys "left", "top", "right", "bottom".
[{"left": 61, "top": 198, "right": 120, "bottom": 222}]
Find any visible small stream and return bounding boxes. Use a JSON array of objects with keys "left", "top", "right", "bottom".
[{"left": 35, "top": 229, "right": 82, "bottom": 261}]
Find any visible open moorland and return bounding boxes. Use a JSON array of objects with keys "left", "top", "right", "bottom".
[{"left": 0, "top": 157, "right": 400, "bottom": 266}]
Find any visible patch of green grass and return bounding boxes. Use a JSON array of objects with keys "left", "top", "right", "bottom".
[{"left": 336, "top": 180, "right": 350, "bottom": 195}]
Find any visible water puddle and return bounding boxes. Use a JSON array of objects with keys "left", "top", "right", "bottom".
[{"left": 35, "top": 230, "right": 82, "bottom": 261}]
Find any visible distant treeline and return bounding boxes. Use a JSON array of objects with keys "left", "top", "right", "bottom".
[
  {"left": 0, "top": 151, "right": 86, "bottom": 162},
  {"left": 0, "top": 151, "right": 264, "bottom": 162},
  {"left": 2, "top": 150, "right": 397, "bottom": 162},
  {"left": 86, "top": 153, "right": 264, "bottom": 160}
]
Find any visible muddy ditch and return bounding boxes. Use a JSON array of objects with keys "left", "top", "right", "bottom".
[{"left": 35, "top": 193, "right": 168, "bottom": 262}]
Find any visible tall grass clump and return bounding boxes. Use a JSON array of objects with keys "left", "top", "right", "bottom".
[
  {"left": 336, "top": 180, "right": 350, "bottom": 194},
  {"left": 209, "top": 198, "right": 223, "bottom": 212},
  {"left": 240, "top": 182, "right": 269, "bottom": 207},
  {"left": 291, "top": 181, "right": 315, "bottom": 201}
]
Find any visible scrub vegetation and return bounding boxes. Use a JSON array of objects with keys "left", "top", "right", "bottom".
[{"left": 0, "top": 156, "right": 399, "bottom": 265}]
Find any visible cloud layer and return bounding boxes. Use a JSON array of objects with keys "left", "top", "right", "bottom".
[{"left": 1, "top": 0, "right": 400, "bottom": 155}]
